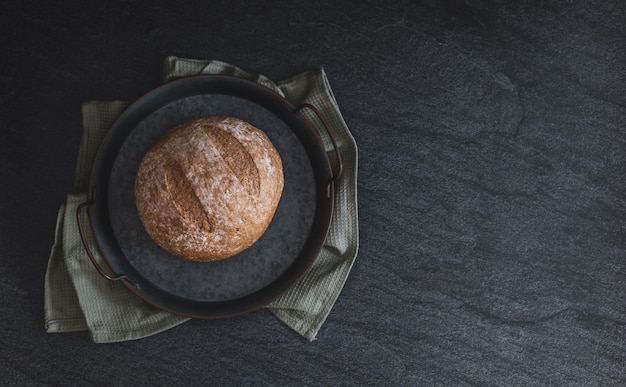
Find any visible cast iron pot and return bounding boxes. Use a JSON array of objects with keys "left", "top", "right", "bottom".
[{"left": 77, "top": 75, "right": 342, "bottom": 319}]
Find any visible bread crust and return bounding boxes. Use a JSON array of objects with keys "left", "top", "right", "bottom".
[{"left": 134, "top": 115, "right": 284, "bottom": 261}]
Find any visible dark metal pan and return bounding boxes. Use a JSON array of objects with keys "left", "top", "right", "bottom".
[{"left": 77, "top": 75, "right": 342, "bottom": 319}]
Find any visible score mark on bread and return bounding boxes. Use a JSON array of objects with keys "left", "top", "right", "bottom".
[
  {"left": 134, "top": 115, "right": 284, "bottom": 262},
  {"left": 164, "top": 155, "right": 214, "bottom": 234},
  {"left": 201, "top": 123, "right": 261, "bottom": 197}
]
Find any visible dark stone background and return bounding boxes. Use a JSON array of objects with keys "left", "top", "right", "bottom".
[{"left": 1, "top": 0, "right": 625, "bottom": 384}]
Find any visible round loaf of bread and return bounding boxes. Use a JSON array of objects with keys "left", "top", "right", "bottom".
[{"left": 134, "top": 115, "right": 284, "bottom": 262}]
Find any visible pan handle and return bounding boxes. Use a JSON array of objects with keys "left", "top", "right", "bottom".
[
  {"left": 295, "top": 103, "right": 344, "bottom": 185},
  {"left": 76, "top": 200, "right": 132, "bottom": 283}
]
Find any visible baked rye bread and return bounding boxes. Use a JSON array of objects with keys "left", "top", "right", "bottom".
[{"left": 134, "top": 115, "right": 284, "bottom": 261}]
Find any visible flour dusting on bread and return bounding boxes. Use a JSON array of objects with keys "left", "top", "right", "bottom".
[{"left": 134, "top": 115, "right": 284, "bottom": 261}]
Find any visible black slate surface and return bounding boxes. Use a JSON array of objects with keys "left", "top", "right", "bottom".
[{"left": 1, "top": 0, "right": 625, "bottom": 385}]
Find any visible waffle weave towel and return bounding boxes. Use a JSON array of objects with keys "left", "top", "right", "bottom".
[{"left": 44, "top": 57, "right": 358, "bottom": 342}]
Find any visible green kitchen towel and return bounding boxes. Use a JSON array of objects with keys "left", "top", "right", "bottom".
[{"left": 44, "top": 56, "right": 359, "bottom": 342}]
